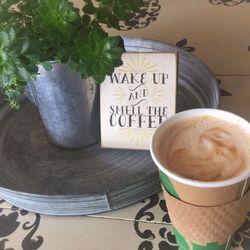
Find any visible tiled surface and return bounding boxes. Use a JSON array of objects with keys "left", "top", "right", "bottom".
[
  {"left": 1, "top": 1, "right": 250, "bottom": 249},
  {"left": 219, "top": 76, "right": 250, "bottom": 120},
  {"left": 88, "top": 192, "right": 166, "bottom": 222},
  {"left": 107, "top": 0, "right": 250, "bottom": 76},
  {"left": 0, "top": 195, "right": 249, "bottom": 250},
  {"left": 0, "top": 195, "right": 177, "bottom": 250}
]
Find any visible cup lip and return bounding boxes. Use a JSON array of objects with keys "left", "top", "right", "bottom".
[{"left": 150, "top": 108, "right": 250, "bottom": 188}]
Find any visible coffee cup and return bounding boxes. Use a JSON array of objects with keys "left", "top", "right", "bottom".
[
  {"left": 151, "top": 108, "right": 250, "bottom": 206},
  {"left": 150, "top": 109, "right": 250, "bottom": 250}
]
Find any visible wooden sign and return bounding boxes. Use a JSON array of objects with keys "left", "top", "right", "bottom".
[{"left": 100, "top": 53, "right": 177, "bottom": 150}]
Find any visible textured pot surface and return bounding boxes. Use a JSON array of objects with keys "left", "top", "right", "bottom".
[{"left": 27, "top": 63, "right": 100, "bottom": 148}]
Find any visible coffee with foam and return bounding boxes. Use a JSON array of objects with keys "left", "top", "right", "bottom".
[{"left": 157, "top": 116, "right": 250, "bottom": 181}]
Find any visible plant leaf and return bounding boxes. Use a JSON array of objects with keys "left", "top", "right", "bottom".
[{"left": 41, "top": 62, "right": 53, "bottom": 71}]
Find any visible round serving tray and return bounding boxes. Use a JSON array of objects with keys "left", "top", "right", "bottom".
[{"left": 0, "top": 38, "right": 219, "bottom": 215}]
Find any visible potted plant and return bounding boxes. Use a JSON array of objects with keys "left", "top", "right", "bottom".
[{"left": 0, "top": 0, "right": 144, "bottom": 148}]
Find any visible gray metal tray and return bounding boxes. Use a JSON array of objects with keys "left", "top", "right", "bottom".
[{"left": 0, "top": 38, "right": 220, "bottom": 215}]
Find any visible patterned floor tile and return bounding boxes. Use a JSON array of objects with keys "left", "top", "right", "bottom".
[
  {"left": 0, "top": 206, "right": 176, "bottom": 250},
  {"left": 219, "top": 76, "right": 250, "bottom": 120}
]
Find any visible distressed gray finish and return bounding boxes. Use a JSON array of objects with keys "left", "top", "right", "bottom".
[
  {"left": 0, "top": 99, "right": 160, "bottom": 215},
  {"left": 27, "top": 64, "right": 100, "bottom": 148},
  {"left": 0, "top": 38, "right": 220, "bottom": 215}
]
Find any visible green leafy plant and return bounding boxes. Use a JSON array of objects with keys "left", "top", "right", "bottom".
[{"left": 0, "top": 0, "right": 144, "bottom": 108}]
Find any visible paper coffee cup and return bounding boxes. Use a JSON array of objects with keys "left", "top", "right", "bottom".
[
  {"left": 163, "top": 187, "right": 250, "bottom": 250},
  {"left": 150, "top": 109, "right": 250, "bottom": 250},
  {"left": 151, "top": 109, "right": 250, "bottom": 206}
]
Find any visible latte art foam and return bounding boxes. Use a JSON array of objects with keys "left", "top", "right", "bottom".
[{"left": 159, "top": 116, "right": 250, "bottom": 181}]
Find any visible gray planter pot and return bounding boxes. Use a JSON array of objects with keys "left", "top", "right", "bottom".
[{"left": 26, "top": 63, "right": 100, "bottom": 149}]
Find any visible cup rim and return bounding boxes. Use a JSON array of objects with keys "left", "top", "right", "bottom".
[{"left": 150, "top": 108, "right": 250, "bottom": 188}]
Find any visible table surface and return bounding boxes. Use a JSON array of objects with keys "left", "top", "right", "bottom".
[{"left": 1, "top": 1, "right": 250, "bottom": 249}]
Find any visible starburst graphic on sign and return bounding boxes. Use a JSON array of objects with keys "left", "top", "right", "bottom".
[
  {"left": 119, "top": 54, "right": 158, "bottom": 72},
  {"left": 113, "top": 86, "right": 126, "bottom": 104},
  {"left": 119, "top": 128, "right": 153, "bottom": 145},
  {"left": 150, "top": 87, "right": 164, "bottom": 105}
]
